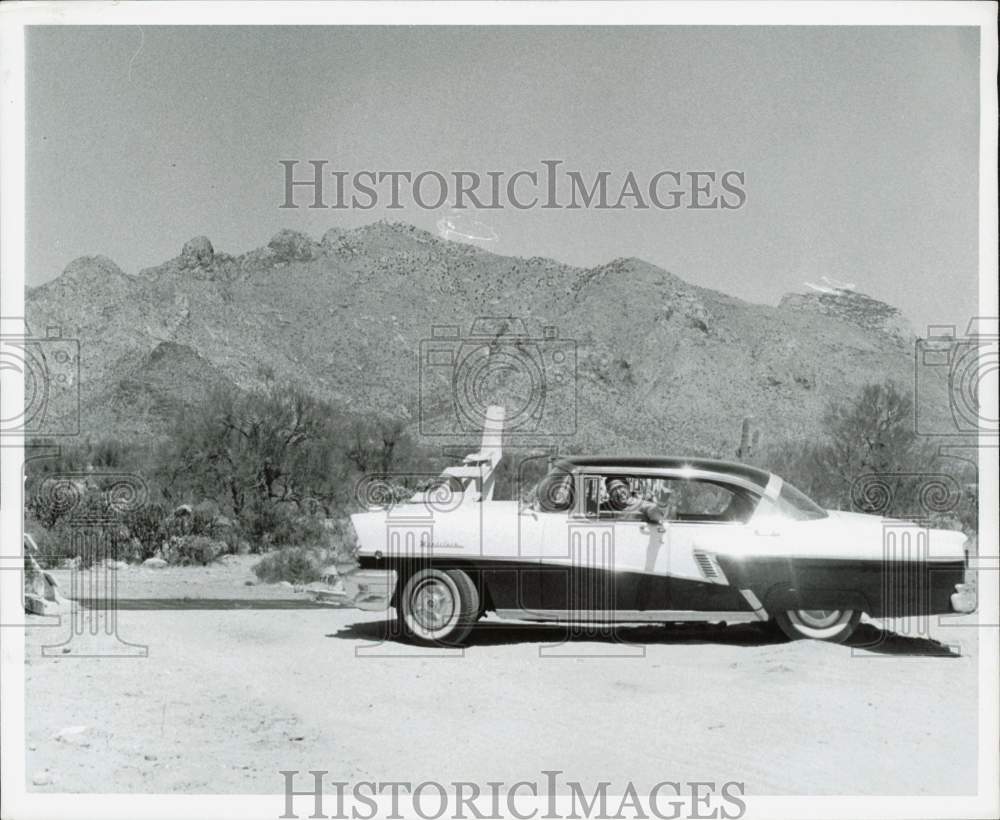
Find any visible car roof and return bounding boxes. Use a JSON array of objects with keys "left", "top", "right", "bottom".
[{"left": 552, "top": 455, "right": 772, "bottom": 489}]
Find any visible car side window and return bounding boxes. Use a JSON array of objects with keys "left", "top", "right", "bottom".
[
  {"left": 669, "top": 478, "right": 760, "bottom": 524},
  {"left": 582, "top": 475, "right": 672, "bottom": 521},
  {"left": 577, "top": 473, "right": 761, "bottom": 523}
]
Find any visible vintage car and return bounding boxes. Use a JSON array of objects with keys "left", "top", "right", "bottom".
[{"left": 320, "top": 409, "right": 976, "bottom": 645}]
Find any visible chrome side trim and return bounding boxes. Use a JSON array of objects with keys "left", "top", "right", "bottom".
[
  {"left": 494, "top": 609, "right": 764, "bottom": 624},
  {"left": 311, "top": 569, "right": 398, "bottom": 611},
  {"left": 739, "top": 588, "right": 769, "bottom": 621},
  {"left": 692, "top": 550, "right": 730, "bottom": 585}
]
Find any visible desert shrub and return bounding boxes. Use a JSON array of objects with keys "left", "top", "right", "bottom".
[
  {"left": 324, "top": 517, "right": 359, "bottom": 564},
  {"left": 955, "top": 484, "right": 978, "bottom": 535},
  {"left": 26, "top": 485, "right": 134, "bottom": 568},
  {"left": 240, "top": 502, "right": 328, "bottom": 549},
  {"left": 273, "top": 511, "right": 328, "bottom": 547},
  {"left": 162, "top": 535, "right": 225, "bottom": 566},
  {"left": 252, "top": 546, "right": 327, "bottom": 584},
  {"left": 214, "top": 525, "right": 248, "bottom": 555},
  {"left": 121, "top": 502, "right": 168, "bottom": 561},
  {"left": 29, "top": 522, "right": 81, "bottom": 569},
  {"left": 191, "top": 506, "right": 218, "bottom": 536},
  {"left": 29, "top": 521, "right": 137, "bottom": 569}
]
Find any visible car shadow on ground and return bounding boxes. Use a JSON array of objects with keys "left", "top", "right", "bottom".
[
  {"left": 330, "top": 619, "right": 789, "bottom": 648},
  {"left": 329, "top": 618, "right": 963, "bottom": 655},
  {"left": 845, "top": 623, "right": 963, "bottom": 657}
]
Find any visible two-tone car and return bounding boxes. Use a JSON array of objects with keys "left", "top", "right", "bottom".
[{"left": 320, "top": 414, "right": 976, "bottom": 646}]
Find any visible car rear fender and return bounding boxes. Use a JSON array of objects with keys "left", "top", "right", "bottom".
[{"left": 762, "top": 583, "right": 871, "bottom": 614}]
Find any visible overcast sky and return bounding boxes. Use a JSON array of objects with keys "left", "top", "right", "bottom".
[{"left": 26, "top": 25, "right": 980, "bottom": 333}]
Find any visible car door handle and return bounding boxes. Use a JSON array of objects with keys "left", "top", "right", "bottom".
[
  {"left": 640, "top": 524, "right": 666, "bottom": 534},
  {"left": 754, "top": 528, "right": 781, "bottom": 537}
]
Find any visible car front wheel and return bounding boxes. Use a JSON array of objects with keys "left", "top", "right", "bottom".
[
  {"left": 773, "top": 608, "right": 860, "bottom": 643},
  {"left": 398, "top": 569, "right": 480, "bottom": 645}
]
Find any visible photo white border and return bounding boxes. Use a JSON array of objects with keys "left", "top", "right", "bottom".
[{"left": 1, "top": 2, "right": 997, "bottom": 819}]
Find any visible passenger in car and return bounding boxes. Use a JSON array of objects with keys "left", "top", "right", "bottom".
[{"left": 604, "top": 477, "right": 636, "bottom": 512}]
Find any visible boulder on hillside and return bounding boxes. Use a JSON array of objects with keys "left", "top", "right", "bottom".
[
  {"left": 56, "top": 255, "right": 134, "bottom": 300},
  {"left": 181, "top": 236, "right": 215, "bottom": 268},
  {"left": 62, "top": 254, "right": 128, "bottom": 282},
  {"left": 321, "top": 227, "right": 346, "bottom": 248},
  {"left": 268, "top": 229, "right": 319, "bottom": 262}
]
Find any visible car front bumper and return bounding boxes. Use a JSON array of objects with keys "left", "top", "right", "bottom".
[
  {"left": 311, "top": 568, "right": 398, "bottom": 611},
  {"left": 950, "top": 583, "right": 977, "bottom": 614}
]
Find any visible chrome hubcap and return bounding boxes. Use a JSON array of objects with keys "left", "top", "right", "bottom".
[
  {"left": 411, "top": 579, "right": 455, "bottom": 631},
  {"left": 795, "top": 609, "right": 842, "bottom": 628}
]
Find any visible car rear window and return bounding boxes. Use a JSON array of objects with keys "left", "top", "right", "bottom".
[{"left": 775, "top": 481, "right": 828, "bottom": 520}]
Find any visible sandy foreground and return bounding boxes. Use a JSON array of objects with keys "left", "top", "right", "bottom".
[{"left": 22, "top": 557, "right": 980, "bottom": 796}]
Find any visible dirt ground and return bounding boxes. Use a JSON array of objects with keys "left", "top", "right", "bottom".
[{"left": 23, "top": 558, "right": 980, "bottom": 796}]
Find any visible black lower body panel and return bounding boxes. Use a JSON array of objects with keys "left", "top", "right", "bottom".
[{"left": 717, "top": 555, "right": 966, "bottom": 618}]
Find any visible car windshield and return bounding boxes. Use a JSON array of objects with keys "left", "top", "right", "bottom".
[{"left": 773, "top": 480, "right": 828, "bottom": 520}]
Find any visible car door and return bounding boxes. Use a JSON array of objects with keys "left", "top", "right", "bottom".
[
  {"left": 523, "top": 473, "right": 646, "bottom": 612},
  {"left": 662, "top": 475, "right": 763, "bottom": 612},
  {"left": 534, "top": 473, "right": 666, "bottom": 612}
]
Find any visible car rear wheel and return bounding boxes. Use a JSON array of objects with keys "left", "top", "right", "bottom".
[
  {"left": 398, "top": 569, "right": 480, "bottom": 645},
  {"left": 773, "top": 608, "right": 860, "bottom": 643}
]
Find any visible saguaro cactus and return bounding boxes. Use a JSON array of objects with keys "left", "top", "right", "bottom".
[{"left": 736, "top": 417, "right": 762, "bottom": 462}]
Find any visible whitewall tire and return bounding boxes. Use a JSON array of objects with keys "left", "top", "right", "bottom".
[
  {"left": 774, "top": 608, "right": 860, "bottom": 643},
  {"left": 398, "top": 568, "right": 480, "bottom": 645}
]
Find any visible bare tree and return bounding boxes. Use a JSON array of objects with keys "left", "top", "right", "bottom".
[
  {"left": 763, "top": 381, "right": 944, "bottom": 514},
  {"left": 818, "top": 381, "right": 917, "bottom": 491},
  {"left": 162, "top": 381, "right": 339, "bottom": 517},
  {"left": 345, "top": 417, "right": 409, "bottom": 476}
]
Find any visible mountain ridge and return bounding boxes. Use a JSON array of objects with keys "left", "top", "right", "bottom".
[{"left": 26, "top": 221, "right": 946, "bottom": 457}]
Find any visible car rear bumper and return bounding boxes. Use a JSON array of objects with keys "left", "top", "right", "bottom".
[
  {"left": 950, "top": 583, "right": 977, "bottom": 614},
  {"left": 311, "top": 568, "right": 398, "bottom": 611}
]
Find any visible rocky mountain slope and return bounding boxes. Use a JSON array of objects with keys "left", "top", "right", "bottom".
[{"left": 26, "top": 221, "right": 947, "bottom": 456}]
